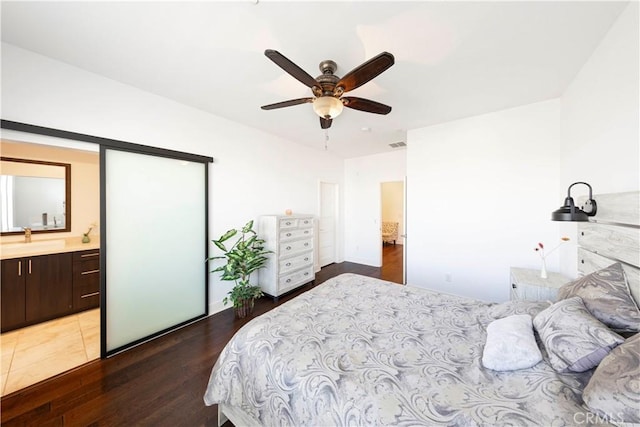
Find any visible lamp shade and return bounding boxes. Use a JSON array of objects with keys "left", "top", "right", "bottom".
[
  {"left": 551, "top": 182, "right": 597, "bottom": 222},
  {"left": 551, "top": 197, "right": 590, "bottom": 221},
  {"left": 313, "top": 96, "right": 343, "bottom": 119}
]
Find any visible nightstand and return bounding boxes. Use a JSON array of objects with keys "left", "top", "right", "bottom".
[{"left": 510, "top": 267, "right": 571, "bottom": 301}]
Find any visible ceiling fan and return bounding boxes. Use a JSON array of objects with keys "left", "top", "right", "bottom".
[{"left": 261, "top": 49, "right": 395, "bottom": 129}]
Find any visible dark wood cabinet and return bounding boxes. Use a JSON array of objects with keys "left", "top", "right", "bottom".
[
  {"left": 1, "top": 258, "right": 27, "bottom": 331},
  {"left": 26, "top": 253, "right": 73, "bottom": 322},
  {"left": 1, "top": 253, "right": 73, "bottom": 332},
  {"left": 72, "top": 249, "right": 101, "bottom": 312}
]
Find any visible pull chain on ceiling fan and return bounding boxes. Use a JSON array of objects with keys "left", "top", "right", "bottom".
[{"left": 261, "top": 49, "right": 394, "bottom": 129}]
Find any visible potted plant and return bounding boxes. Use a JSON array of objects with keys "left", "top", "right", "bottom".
[{"left": 209, "top": 220, "right": 271, "bottom": 318}]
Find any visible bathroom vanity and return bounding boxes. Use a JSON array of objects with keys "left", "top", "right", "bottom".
[{"left": 1, "top": 238, "right": 100, "bottom": 333}]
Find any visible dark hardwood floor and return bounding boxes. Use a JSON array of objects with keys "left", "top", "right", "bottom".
[{"left": 0, "top": 247, "right": 403, "bottom": 426}]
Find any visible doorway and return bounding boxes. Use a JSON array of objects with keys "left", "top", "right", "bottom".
[
  {"left": 318, "top": 181, "right": 338, "bottom": 268},
  {"left": 0, "top": 138, "right": 100, "bottom": 396},
  {"left": 381, "top": 181, "right": 404, "bottom": 284},
  {"left": 0, "top": 121, "right": 211, "bottom": 394}
]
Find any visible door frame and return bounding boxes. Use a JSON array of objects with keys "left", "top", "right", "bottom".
[{"left": 379, "top": 179, "right": 406, "bottom": 284}]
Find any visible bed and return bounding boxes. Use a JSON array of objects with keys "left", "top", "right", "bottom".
[{"left": 204, "top": 191, "right": 640, "bottom": 426}]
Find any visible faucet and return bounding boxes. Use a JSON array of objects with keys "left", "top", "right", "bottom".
[{"left": 24, "top": 227, "right": 32, "bottom": 243}]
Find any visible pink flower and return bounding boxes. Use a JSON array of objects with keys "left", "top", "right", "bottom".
[{"left": 534, "top": 237, "right": 570, "bottom": 259}]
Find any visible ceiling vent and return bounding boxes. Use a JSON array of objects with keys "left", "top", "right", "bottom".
[{"left": 389, "top": 141, "right": 406, "bottom": 148}]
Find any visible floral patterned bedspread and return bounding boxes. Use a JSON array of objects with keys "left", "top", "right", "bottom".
[{"left": 203, "top": 273, "right": 603, "bottom": 426}]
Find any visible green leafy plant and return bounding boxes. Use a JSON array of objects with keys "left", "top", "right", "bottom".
[{"left": 209, "top": 220, "right": 271, "bottom": 310}]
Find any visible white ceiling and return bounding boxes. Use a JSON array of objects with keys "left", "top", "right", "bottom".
[{"left": 1, "top": 1, "right": 628, "bottom": 158}]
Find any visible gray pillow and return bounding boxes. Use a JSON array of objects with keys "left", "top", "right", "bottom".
[
  {"left": 557, "top": 263, "right": 640, "bottom": 333},
  {"left": 533, "top": 297, "right": 624, "bottom": 373},
  {"left": 583, "top": 333, "right": 640, "bottom": 424}
]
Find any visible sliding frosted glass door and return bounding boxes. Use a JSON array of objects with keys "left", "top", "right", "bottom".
[{"left": 102, "top": 148, "right": 208, "bottom": 356}]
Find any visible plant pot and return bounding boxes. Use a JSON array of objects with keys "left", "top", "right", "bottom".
[{"left": 234, "top": 298, "right": 255, "bottom": 319}]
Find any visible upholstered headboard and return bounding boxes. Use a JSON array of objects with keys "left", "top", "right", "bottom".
[{"left": 577, "top": 191, "right": 640, "bottom": 306}]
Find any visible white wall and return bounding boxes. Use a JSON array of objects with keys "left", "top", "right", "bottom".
[
  {"left": 558, "top": 2, "right": 640, "bottom": 278},
  {"left": 407, "top": 100, "right": 562, "bottom": 302},
  {"left": 1, "top": 43, "right": 345, "bottom": 314},
  {"left": 344, "top": 149, "right": 406, "bottom": 266},
  {"left": 404, "top": 2, "right": 638, "bottom": 302}
]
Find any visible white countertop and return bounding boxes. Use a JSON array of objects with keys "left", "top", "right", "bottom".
[{"left": 0, "top": 236, "right": 100, "bottom": 260}]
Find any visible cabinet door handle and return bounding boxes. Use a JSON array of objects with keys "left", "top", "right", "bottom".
[
  {"left": 18, "top": 261, "right": 21, "bottom": 277},
  {"left": 81, "top": 253, "right": 100, "bottom": 258},
  {"left": 81, "top": 292, "right": 100, "bottom": 298},
  {"left": 81, "top": 269, "right": 100, "bottom": 275},
  {"left": 28, "top": 259, "right": 32, "bottom": 274}
]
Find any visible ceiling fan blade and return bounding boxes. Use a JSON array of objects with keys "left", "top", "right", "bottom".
[
  {"left": 265, "top": 49, "right": 319, "bottom": 90},
  {"left": 320, "top": 117, "right": 332, "bottom": 129},
  {"left": 334, "top": 52, "right": 394, "bottom": 95},
  {"left": 341, "top": 97, "right": 392, "bottom": 115},
  {"left": 261, "top": 98, "right": 314, "bottom": 110}
]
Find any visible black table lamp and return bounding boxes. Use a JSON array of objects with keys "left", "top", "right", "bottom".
[{"left": 551, "top": 182, "right": 597, "bottom": 221}]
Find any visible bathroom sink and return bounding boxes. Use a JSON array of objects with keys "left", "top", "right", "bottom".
[{"left": 1, "top": 239, "right": 66, "bottom": 256}]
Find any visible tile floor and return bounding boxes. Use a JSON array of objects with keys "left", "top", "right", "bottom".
[{"left": 1, "top": 308, "right": 99, "bottom": 396}]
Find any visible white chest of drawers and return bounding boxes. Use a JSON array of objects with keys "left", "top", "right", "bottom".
[{"left": 258, "top": 215, "right": 315, "bottom": 298}]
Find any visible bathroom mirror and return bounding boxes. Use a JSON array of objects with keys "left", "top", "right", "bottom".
[{"left": 0, "top": 157, "right": 71, "bottom": 235}]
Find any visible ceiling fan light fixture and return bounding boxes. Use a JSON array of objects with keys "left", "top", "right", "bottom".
[{"left": 313, "top": 96, "right": 343, "bottom": 119}]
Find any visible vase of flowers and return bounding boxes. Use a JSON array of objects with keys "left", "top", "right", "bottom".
[
  {"left": 534, "top": 237, "right": 570, "bottom": 278},
  {"left": 82, "top": 226, "right": 93, "bottom": 243}
]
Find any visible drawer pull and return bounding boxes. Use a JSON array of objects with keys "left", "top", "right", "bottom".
[
  {"left": 304, "top": 230, "right": 309, "bottom": 234},
  {"left": 286, "top": 246, "right": 292, "bottom": 250},
  {"left": 81, "top": 291, "right": 100, "bottom": 298},
  {"left": 304, "top": 272, "right": 309, "bottom": 276},
  {"left": 511, "top": 283, "right": 517, "bottom": 289},
  {"left": 285, "top": 221, "right": 292, "bottom": 226},
  {"left": 286, "top": 233, "right": 292, "bottom": 237},
  {"left": 81, "top": 253, "right": 100, "bottom": 258},
  {"left": 81, "top": 269, "right": 100, "bottom": 275},
  {"left": 286, "top": 279, "right": 291, "bottom": 283},
  {"left": 304, "top": 242, "right": 309, "bottom": 247},
  {"left": 285, "top": 262, "right": 291, "bottom": 267},
  {"left": 304, "top": 257, "right": 309, "bottom": 261}
]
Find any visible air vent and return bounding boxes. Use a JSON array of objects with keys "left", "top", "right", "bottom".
[{"left": 389, "top": 141, "right": 406, "bottom": 148}]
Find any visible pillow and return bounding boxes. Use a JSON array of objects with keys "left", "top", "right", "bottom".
[
  {"left": 487, "top": 300, "right": 552, "bottom": 321},
  {"left": 582, "top": 333, "right": 640, "bottom": 424},
  {"left": 482, "top": 315, "right": 542, "bottom": 371},
  {"left": 557, "top": 263, "right": 640, "bottom": 333},
  {"left": 533, "top": 297, "right": 624, "bottom": 373}
]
